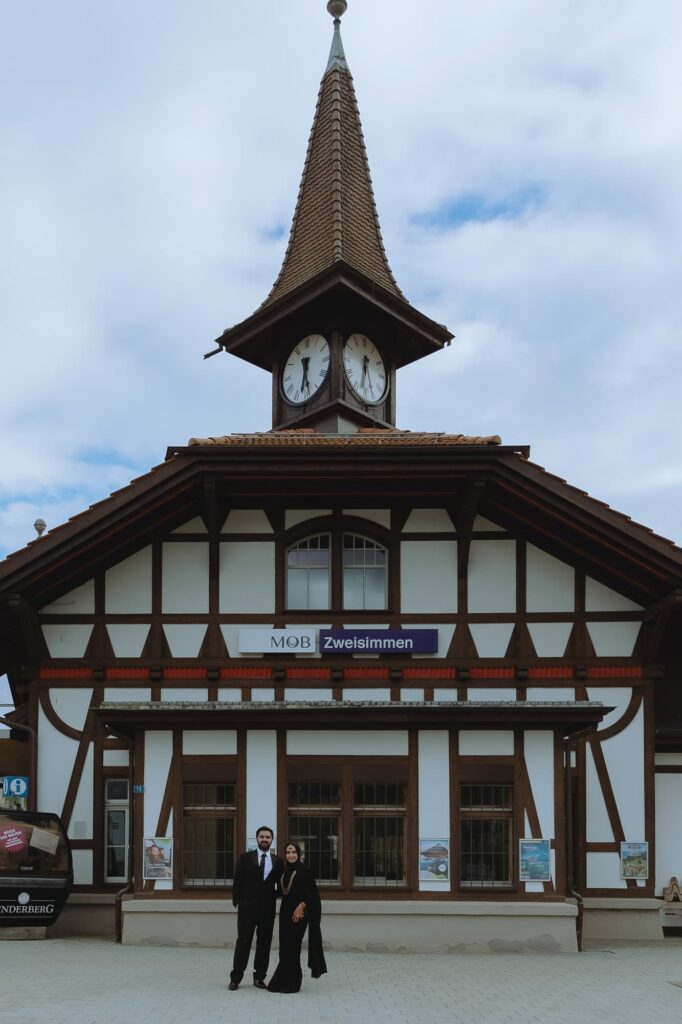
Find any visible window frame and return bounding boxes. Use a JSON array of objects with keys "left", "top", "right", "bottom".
[
  {"left": 180, "top": 757, "right": 241, "bottom": 891},
  {"left": 281, "top": 516, "right": 393, "bottom": 614},
  {"left": 103, "top": 776, "right": 130, "bottom": 885},
  {"left": 283, "top": 757, "right": 411, "bottom": 892},
  {"left": 457, "top": 770, "right": 516, "bottom": 892}
]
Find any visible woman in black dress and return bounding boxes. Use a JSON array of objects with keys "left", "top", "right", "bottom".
[{"left": 267, "top": 842, "right": 327, "bottom": 993}]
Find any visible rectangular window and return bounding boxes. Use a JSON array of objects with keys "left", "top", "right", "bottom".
[
  {"left": 287, "top": 780, "right": 340, "bottom": 885},
  {"left": 183, "top": 779, "right": 236, "bottom": 887},
  {"left": 287, "top": 535, "right": 331, "bottom": 610},
  {"left": 459, "top": 783, "right": 514, "bottom": 888},
  {"left": 353, "top": 781, "right": 406, "bottom": 887},
  {"left": 104, "top": 778, "right": 129, "bottom": 883}
]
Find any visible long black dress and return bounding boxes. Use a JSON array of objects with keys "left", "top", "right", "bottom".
[{"left": 267, "top": 861, "right": 327, "bottom": 993}]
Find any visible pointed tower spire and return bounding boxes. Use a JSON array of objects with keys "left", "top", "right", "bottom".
[{"left": 261, "top": 0, "right": 404, "bottom": 307}]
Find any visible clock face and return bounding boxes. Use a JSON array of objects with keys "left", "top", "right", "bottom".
[
  {"left": 343, "top": 333, "right": 388, "bottom": 404},
  {"left": 281, "top": 334, "right": 330, "bottom": 405}
]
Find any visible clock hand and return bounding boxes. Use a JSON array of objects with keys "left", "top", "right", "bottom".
[{"left": 301, "top": 357, "right": 310, "bottom": 392}]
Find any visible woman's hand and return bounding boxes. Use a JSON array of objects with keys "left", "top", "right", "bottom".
[{"left": 292, "top": 902, "right": 306, "bottom": 922}]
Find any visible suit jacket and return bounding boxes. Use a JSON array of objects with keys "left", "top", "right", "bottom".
[{"left": 232, "top": 849, "right": 284, "bottom": 910}]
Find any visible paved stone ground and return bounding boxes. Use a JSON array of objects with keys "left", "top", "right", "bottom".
[{"left": 1, "top": 938, "right": 682, "bottom": 1024}]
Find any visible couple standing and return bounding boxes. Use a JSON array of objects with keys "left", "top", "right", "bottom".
[{"left": 228, "top": 825, "right": 327, "bottom": 994}]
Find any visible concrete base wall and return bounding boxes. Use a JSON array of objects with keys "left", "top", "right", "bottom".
[
  {"left": 49, "top": 894, "right": 116, "bottom": 938},
  {"left": 582, "top": 899, "right": 663, "bottom": 941},
  {"left": 122, "top": 899, "right": 578, "bottom": 953}
]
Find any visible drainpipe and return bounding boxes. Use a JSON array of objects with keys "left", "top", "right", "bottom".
[
  {"left": 564, "top": 723, "right": 597, "bottom": 952},
  {"left": 104, "top": 722, "right": 135, "bottom": 944},
  {"left": 0, "top": 716, "right": 36, "bottom": 811}
]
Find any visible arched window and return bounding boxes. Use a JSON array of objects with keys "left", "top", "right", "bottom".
[
  {"left": 286, "top": 534, "right": 331, "bottom": 610},
  {"left": 343, "top": 534, "right": 387, "bottom": 610}
]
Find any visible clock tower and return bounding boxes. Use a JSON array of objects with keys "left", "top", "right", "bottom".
[{"left": 207, "top": 0, "right": 453, "bottom": 433}]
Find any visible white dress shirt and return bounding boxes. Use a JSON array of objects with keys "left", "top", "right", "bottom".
[{"left": 258, "top": 848, "right": 273, "bottom": 880}]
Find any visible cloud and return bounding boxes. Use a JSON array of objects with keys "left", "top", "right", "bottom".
[{"left": 0, "top": 0, "right": 681, "bottom": 566}]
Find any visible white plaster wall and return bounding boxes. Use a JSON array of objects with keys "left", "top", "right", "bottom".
[
  {"left": 655, "top": 773, "right": 682, "bottom": 896},
  {"left": 601, "top": 705, "right": 645, "bottom": 841},
  {"left": 526, "top": 687, "right": 576, "bottom": 703},
  {"left": 284, "top": 688, "right": 333, "bottom": 701},
  {"left": 527, "top": 623, "right": 573, "bottom": 658},
  {"left": 163, "top": 624, "right": 208, "bottom": 658},
  {"left": 107, "top": 624, "right": 151, "bottom": 658},
  {"left": 343, "top": 509, "right": 390, "bottom": 528},
  {"left": 105, "top": 547, "right": 152, "bottom": 613},
  {"left": 217, "top": 688, "right": 241, "bottom": 702},
  {"left": 162, "top": 543, "right": 209, "bottom": 613},
  {"left": 220, "top": 542, "right": 275, "bottom": 613},
  {"left": 37, "top": 707, "right": 78, "bottom": 815},
  {"left": 409, "top": 624, "right": 455, "bottom": 660},
  {"left": 468, "top": 540, "right": 516, "bottom": 613},
  {"left": 656, "top": 753, "right": 682, "bottom": 765},
  {"left": 144, "top": 732, "right": 173, "bottom": 837},
  {"left": 585, "top": 743, "right": 612, "bottom": 841},
  {"left": 586, "top": 578, "right": 642, "bottom": 612},
  {"left": 467, "top": 688, "right": 517, "bottom": 702},
  {"left": 220, "top": 624, "right": 271, "bottom": 659},
  {"left": 587, "top": 688, "right": 633, "bottom": 731},
  {"left": 50, "top": 689, "right": 92, "bottom": 732},
  {"left": 587, "top": 622, "right": 640, "bottom": 657},
  {"left": 41, "top": 580, "right": 94, "bottom": 614},
  {"left": 526, "top": 545, "right": 574, "bottom": 613},
  {"left": 72, "top": 850, "right": 93, "bottom": 886},
  {"left": 103, "top": 687, "right": 151, "bottom": 703},
  {"left": 103, "top": 750, "right": 130, "bottom": 767},
  {"left": 522, "top": 811, "right": 557, "bottom": 894},
  {"left": 287, "top": 731, "right": 408, "bottom": 756},
  {"left": 343, "top": 688, "right": 391, "bottom": 702},
  {"left": 469, "top": 624, "right": 514, "bottom": 658},
  {"left": 402, "top": 509, "right": 454, "bottom": 532},
  {"left": 458, "top": 731, "right": 514, "bottom": 756},
  {"left": 68, "top": 744, "right": 94, "bottom": 840},
  {"left": 223, "top": 510, "right": 272, "bottom": 533},
  {"left": 401, "top": 689, "right": 424, "bottom": 701},
  {"left": 160, "top": 687, "right": 208, "bottom": 702},
  {"left": 524, "top": 732, "right": 555, "bottom": 841},
  {"left": 401, "top": 541, "right": 457, "bottom": 613},
  {"left": 472, "top": 516, "right": 505, "bottom": 531},
  {"left": 285, "top": 510, "right": 331, "bottom": 529},
  {"left": 586, "top": 852, "right": 626, "bottom": 889},
  {"left": 418, "top": 731, "right": 451, "bottom": 892},
  {"left": 251, "top": 689, "right": 275, "bottom": 702},
  {"left": 434, "top": 689, "right": 457, "bottom": 701},
  {"left": 183, "top": 731, "right": 237, "bottom": 755},
  {"left": 171, "top": 516, "right": 207, "bottom": 533},
  {"left": 42, "top": 625, "right": 93, "bottom": 658},
  {"left": 246, "top": 731, "right": 278, "bottom": 849}
]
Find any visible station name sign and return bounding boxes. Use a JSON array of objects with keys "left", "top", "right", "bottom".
[
  {"left": 238, "top": 628, "right": 438, "bottom": 655},
  {"left": 319, "top": 629, "right": 438, "bottom": 654}
]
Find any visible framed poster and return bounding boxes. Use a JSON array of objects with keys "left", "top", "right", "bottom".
[
  {"left": 620, "top": 842, "right": 648, "bottom": 879},
  {"left": 519, "top": 839, "right": 551, "bottom": 882},
  {"left": 419, "top": 839, "right": 449, "bottom": 882},
  {"left": 143, "top": 837, "right": 173, "bottom": 880}
]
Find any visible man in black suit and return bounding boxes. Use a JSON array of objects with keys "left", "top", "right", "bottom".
[{"left": 228, "top": 825, "right": 284, "bottom": 990}]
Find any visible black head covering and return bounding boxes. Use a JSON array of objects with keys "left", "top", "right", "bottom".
[{"left": 283, "top": 841, "right": 302, "bottom": 882}]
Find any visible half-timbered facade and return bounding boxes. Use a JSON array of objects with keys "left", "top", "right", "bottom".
[{"left": 1, "top": 2, "right": 681, "bottom": 951}]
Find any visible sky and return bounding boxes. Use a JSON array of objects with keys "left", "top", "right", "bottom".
[{"left": 1, "top": 0, "right": 681, "bottom": 704}]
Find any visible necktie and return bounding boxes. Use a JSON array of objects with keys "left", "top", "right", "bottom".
[{"left": 259, "top": 853, "right": 266, "bottom": 879}]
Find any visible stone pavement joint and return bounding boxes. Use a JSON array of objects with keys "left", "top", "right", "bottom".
[{"left": 1, "top": 938, "right": 681, "bottom": 1024}]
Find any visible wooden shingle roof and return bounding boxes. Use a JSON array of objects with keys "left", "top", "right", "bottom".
[{"left": 262, "top": 15, "right": 403, "bottom": 307}]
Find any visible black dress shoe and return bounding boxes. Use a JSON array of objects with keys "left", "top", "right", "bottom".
[
  {"left": 253, "top": 978, "right": 267, "bottom": 989},
  {"left": 228, "top": 981, "right": 239, "bottom": 991}
]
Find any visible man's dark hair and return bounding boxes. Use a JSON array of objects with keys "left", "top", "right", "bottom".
[{"left": 256, "top": 825, "right": 274, "bottom": 837}]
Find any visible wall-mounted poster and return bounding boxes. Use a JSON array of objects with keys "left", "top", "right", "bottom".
[
  {"left": 620, "top": 842, "right": 649, "bottom": 879},
  {"left": 143, "top": 837, "right": 173, "bottom": 880},
  {"left": 419, "top": 839, "right": 449, "bottom": 882},
  {"left": 519, "top": 839, "right": 551, "bottom": 882}
]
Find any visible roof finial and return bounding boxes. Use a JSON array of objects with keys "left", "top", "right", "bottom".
[{"left": 326, "top": 1, "right": 348, "bottom": 72}]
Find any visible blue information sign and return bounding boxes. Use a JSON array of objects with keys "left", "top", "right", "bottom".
[
  {"left": 319, "top": 628, "right": 438, "bottom": 655},
  {"left": 2, "top": 776, "right": 29, "bottom": 799}
]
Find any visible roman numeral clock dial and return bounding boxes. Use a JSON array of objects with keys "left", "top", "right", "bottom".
[
  {"left": 281, "top": 334, "right": 330, "bottom": 405},
  {"left": 343, "top": 333, "right": 388, "bottom": 405}
]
